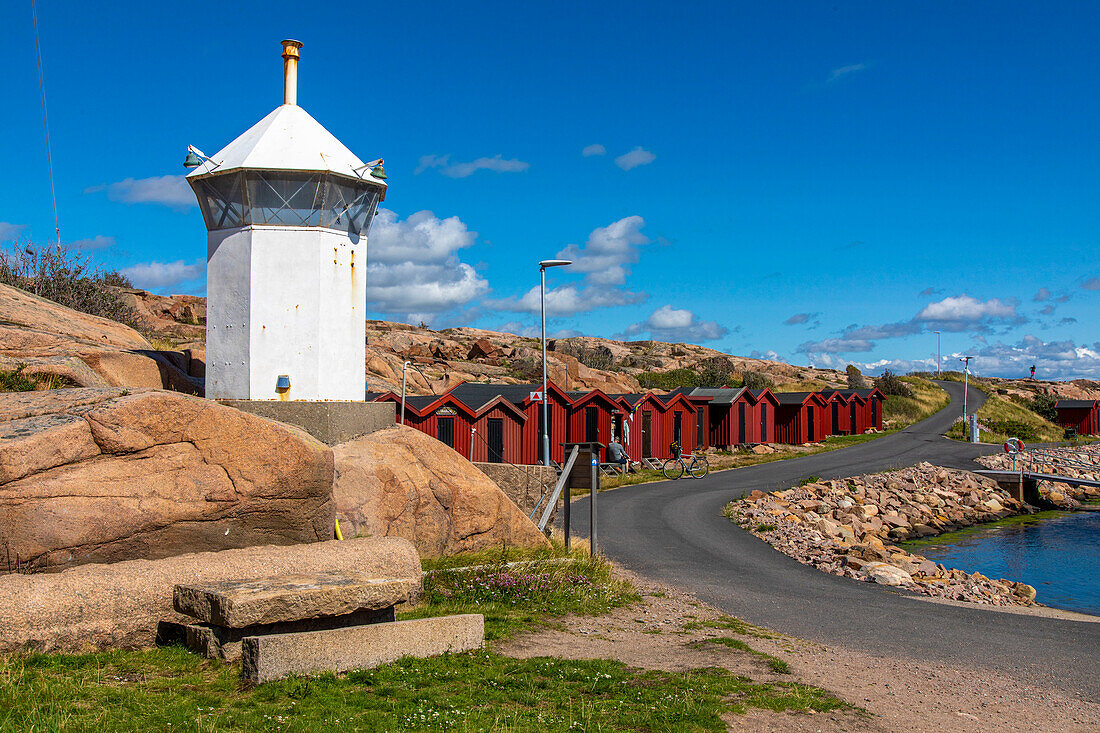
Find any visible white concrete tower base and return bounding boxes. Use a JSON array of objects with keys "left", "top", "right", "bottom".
[{"left": 207, "top": 226, "right": 366, "bottom": 401}]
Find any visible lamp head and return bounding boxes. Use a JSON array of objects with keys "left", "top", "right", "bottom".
[
  {"left": 370, "top": 163, "right": 387, "bottom": 180},
  {"left": 539, "top": 259, "right": 573, "bottom": 269},
  {"left": 183, "top": 150, "right": 203, "bottom": 168}
]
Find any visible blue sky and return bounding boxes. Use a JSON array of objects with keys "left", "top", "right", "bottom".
[{"left": 4, "top": 1, "right": 1099, "bottom": 378}]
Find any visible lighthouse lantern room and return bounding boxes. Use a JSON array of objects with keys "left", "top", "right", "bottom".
[{"left": 185, "top": 40, "right": 386, "bottom": 401}]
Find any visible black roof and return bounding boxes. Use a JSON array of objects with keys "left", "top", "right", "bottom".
[
  {"left": 606, "top": 393, "right": 645, "bottom": 407},
  {"left": 775, "top": 391, "right": 816, "bottom": 405},
  {"left": 821, "top": 388, "right": 879, "bottom": 399},
  {"left": 365, "top": 391, "right": 387, "bottom": 401},
  {"left": 447, "top": 383, "right": 543, "bottom": 410},
  {"left": 1056, "top": 399, "right": 1098, "bottom": 409},
  {"left": 405, "top": 395, "right": 443, "bottom": 410}
]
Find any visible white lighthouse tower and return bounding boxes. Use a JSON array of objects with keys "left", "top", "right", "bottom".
[{"left": 185, "top": 40, "right": 386, "bottom": 401}]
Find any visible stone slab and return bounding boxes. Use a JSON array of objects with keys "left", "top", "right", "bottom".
[
  {"left": 242, "top": 614, "right": 484, "bottom": 684},
  {"left": 0, "top": 537, "right": 421, "bottom": 654},
  {"left": 220, "top": 400, "right": 395, "bottom": 446},
  {"left": 166, "top": 605, "right": 396, "bottom": 661},
  {"left": 174, "top": 572, "right": 416, "bottom": 628}
]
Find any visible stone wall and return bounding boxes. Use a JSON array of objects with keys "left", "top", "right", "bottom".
[
  {"left": 222, "top": 400, "right": 395, "bottom": 446},
  {"left": 474, "top": 463, "right": 558, "bottom": 528}
]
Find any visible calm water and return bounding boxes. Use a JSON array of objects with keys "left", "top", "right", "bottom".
[{"left": 906, "top": 510, "right": 1100, "bottom": 616}]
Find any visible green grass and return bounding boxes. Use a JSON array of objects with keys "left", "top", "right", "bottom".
[
  {"left": 0, "top": 545, "right": 848, "bottom": 731},
  {"left": 409, "top": 544, "right": 638, "bottom": 642},
  {"left": 0, "top": 646, "right": 841, "bottom": 732},
  {"left": 590, "top": 431, "right": 898, "bottom": 495},
  {"left": 681, "top": 616, "right": 777, "bottom": 640},
  {"left": 883, "top": 377, "right": 950, "bottom": 428},
  {"left": 945, "top": 392, "right": 1064, "bottom": 443},
  {"left": 689, "top": 638, "right": 791, "bottom": 675},
  {"left": 0, "top": 364, "right": 61, "bottom": 392}
]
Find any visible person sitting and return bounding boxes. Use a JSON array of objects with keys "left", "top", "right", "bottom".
[{"left": 607, "top": 437, "right": 632, "bottom": 475}]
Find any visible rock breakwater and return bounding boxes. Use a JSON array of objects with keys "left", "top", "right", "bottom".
[{"left": 725, "top": 462, "right": 1039, "bottom": 607}]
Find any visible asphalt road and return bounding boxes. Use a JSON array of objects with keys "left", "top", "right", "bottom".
[{"left": 569, "top": 381, "right": 1100, "bottom": 699}]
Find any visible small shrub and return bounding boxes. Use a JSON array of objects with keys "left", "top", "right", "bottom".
[
  {"left": 846, "top": 364, "right": 869, "bottom": 389},
  {"left": 0, "top": 364, "right": 42, "bottom": 392},
  {"left": 1028, "top": 394, "right": 1058, "bottom": 422},
  {"left": 874, "top": 370, "right": 913, "bottom": 397},
  {"left": 798, "top": 475, "right": 822, "bottom": 486},
  {"left": 742, "top": 370, "right": 774, "bottom": 390},
  {"left": 0, "top": 242, "right": 139, "bottom": 328},
  {"left": 637, "top": 368, "right": 699, "bottom": 390},
  {"left": 697, "top": 356, "right": 736, "bottom": 388}
]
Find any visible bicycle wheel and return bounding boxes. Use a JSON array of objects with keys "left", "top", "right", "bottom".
[
  {"left": 662, "top": 458, "right": 684, "bottom": 480},
  {"left": 689, "top": 455, "right": 709, "bottom": 478}
]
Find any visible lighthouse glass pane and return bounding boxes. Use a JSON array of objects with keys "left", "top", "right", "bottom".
[
  {"left": 197, "top": 173, "right": 245, "bottom": 230},
  {"left": 245, "top": 172, "right": 323, "bottom": 226},
  {"left": 320, "top": 178, "right": 380, "bottom": 235}
]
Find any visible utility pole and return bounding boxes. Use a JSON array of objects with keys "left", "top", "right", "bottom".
[{"left": 538, "top": 259, "right": 571, "bottom": 466}]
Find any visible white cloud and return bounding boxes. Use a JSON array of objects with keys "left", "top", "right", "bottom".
[
  {"left": 797, "top": 338, "right": 875, "bottom": 355},
  {"left": 0, "top": 222, "right": 26, "bottom": 241},
  {"left": 914, "top": 294, "right": 1021, "bottom": 330},
  {"left": 556, "top": 215, "right": 648, "bottom": 286},
  {"left": 365, "top": 209, "right": 489, "bottom": 316},
  {"left": 70, "top": 235, "right": 115, "bottom": 252},
  {"left": 623, "top": 305, "right": 728, "bottom": 342},
  {"left": 1033, "top": 287, "right": 1051, "bottom": 302},
  {"left": 487, "top": 216, "right": 653, "bottom": 317},
  {"left": 848, "top": 336, "right": 1100, "bottom": 380},
  {"left": 1082, "top": 277, "right": 1100, "bottom": 291},
  {"left": 119, "top": 259, "right": 205, "bottom": 290},
  {"left": 582, "top": 144, "right": 606, "bottom": 157},
  {"left": 414, "top": 154, "right": 530, "bottom": 178},
  {"left": 87, "top": 175, "right": 195, "bottom": 209},
  {"left": 827, "top": 63, "right": 868, "bottom": 83},
  {"left": 490, "top": 283, "right": 646, "bottom": 317},
  {"left": 614, "top": 147, "right": 656, "bottom": 171}
]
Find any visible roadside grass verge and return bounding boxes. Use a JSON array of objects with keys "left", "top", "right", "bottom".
[
  {"left": 945, "top": 392, "right": 1064, "bottom": 443},
  {"left": 405, "top": 542, "right": 638, "bottom": 641},
  {"left": 0, "top": 543, "right": 848, "bottom": 730},
  {"left": 884, "top": 377, "right": 949, "bottom": 429},
  {"left": 590, "top": 432, "right": 897, "bottom": 494}
]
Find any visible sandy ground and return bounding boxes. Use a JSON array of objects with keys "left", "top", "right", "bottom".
[{"left": 495, "top": 567, "right": 1100, "bottom": 732}]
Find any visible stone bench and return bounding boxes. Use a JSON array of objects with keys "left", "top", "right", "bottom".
[{"left": 170, "top": 569, "right": 483, "bottom": 684}]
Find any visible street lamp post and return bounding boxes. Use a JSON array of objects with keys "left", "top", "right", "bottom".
[
  {"left": 934, "top": 331, "right": 941, "bottom": 377},
  {"left": 539, "top": 259, "right": 572, "bottom": 466},
  {"left": 959, "top": 354, "right": 975, "bottom": 423}
]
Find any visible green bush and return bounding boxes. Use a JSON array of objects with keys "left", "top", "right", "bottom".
[
  {"left": 0, "top": 243, "right": 138, "bottom": 327},
  {"left": 0, "top": 364, "right": 41, "bottom": 392},
  {"left": 697, "top": 356, "right": 736, "bottom": 388},
  {"left": 742, "top": 370, "right": 774, "bottom": 390},
  {"left": 874, "top": 370, "right": 913, "bottom": 397},
  {"left": 1028, "top": 394, "right": 1058, "bottom": 422},
  {"left": 637, "top": 368, "right": 699, "bottom": 390},
  {"left": 846, "top": 365, "right": 869, "bottom": 389}
]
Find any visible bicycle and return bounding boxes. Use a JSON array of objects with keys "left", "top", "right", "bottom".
[{"left": 662, "top": 449, "right": 709, "bottom": 479}]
